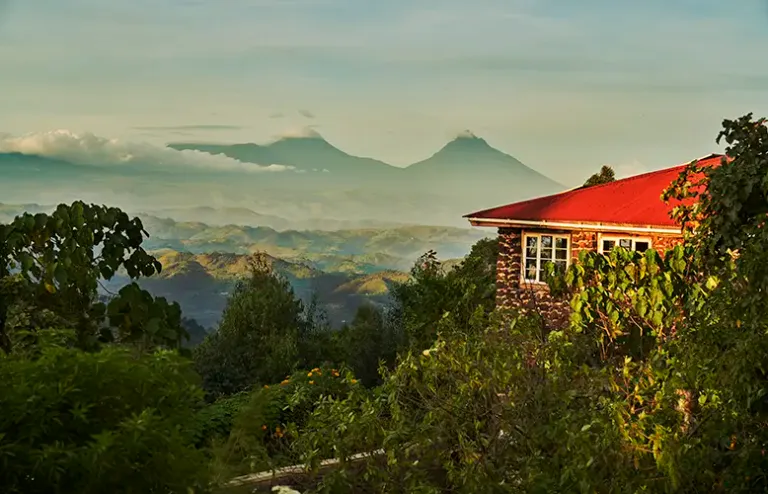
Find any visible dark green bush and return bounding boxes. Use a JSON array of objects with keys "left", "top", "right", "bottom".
[
  {"left": 214, "top": 365, "right": 360, "bottom": 479},
  {"left": 0, "top": 342, "right": 210, "bottom": 493}
]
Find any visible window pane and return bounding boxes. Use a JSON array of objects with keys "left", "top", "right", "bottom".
[
  {"left": 525, "top": 236, "right": 538, "bottom": 259},
  {"left": 555, "top": 248, "right": 568, "bottom": 260},
  {"left": 525, "top": 259, "right": 538, "bottom": 281},
  {"left": 603, "top": 240, "right": 615, "bottom": 251},
  {"left": 555, "top": 260, "right": 567, "bottom": 273},
  {"left": 555, "top": 237, "right": 568, "bottom": 249},
  {"left": 541, "top": 236, "right": 553, "bottom": 249},
  {"left": 619, "top": 238, "right": 632, "bottom": 249},
  {"left": 635, "top": 241, "right": 649, "bottom": 252},
  {"left": 541, "top": 245, "right": 553, "bottom": 260}
]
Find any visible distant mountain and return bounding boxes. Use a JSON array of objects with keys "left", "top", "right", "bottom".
[
  {"left": 0, "top": 202, "right": 53, "bottom": 222},
  {"left": 405, "top": 130, "right": 560, "bottom": 185},
  {"left": 140, "top": 206, "right": 413, "bottom": 232},
  {"left": 143, "top": 206, "right": 294, "bottom": 231},
  {"left": 396, "top": 130, "right": 563, "bottom": 214},
  {"left": 0, "top": 152, "right": 95, "bottom": 182},
  {"left": 170, "top": 129, "right": 399, "bottom": 177},
  {"left": 1, "top": 128, "right": 566, "bottom": 228}
]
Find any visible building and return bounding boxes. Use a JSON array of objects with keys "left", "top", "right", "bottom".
[{"left": 463, "top": 153, "right": 723, "bottom": 327}]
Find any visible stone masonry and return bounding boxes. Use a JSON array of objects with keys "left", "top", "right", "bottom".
[{"left": 496, "top": 227, "right": 684, "bottom": 329}]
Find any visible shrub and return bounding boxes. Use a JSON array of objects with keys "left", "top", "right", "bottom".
[
  {"left": 0, "top": 342, "right": 210, "bottom": 493},
  {"left": 191, "top": 391, "right": 251, "bottom": 449},
  {"left": 214, "top": 365, "right": 360, "bottom": 480}
]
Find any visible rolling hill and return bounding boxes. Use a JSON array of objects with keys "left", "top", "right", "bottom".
[
  {"left": 101, "top": 250, "right": 412, "bottom": 330},
  {"left": 1, "top": 202, "right": 480, "bottom": 330},
  {"left": 134, "top": 215, "right": 488, "bottom": 271}
]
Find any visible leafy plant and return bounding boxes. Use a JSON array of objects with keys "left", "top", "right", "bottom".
[
  {"left": 0, "top": 342, "right": 209, "bottom": 493},
  {"left": 0, "top": 201, "right": 187, "bottom": 353},
  {"left": 214, "top": 365, "right": 360, "bottom": 480}
]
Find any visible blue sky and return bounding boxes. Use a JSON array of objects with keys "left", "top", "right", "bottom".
[{"left": 1, "top": 0, "right": 768, "bottom": 184}]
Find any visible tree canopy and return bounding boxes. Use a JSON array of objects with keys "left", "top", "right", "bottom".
[{"left": 582, "top": 164, "right": 616, "bottom": 187}]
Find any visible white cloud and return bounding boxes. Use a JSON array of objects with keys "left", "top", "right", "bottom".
[
  {"left": 270, "top": 126, "right": 322, "bottom": 140},
  {"left": 0, "top": 130, "right": 292, "bottom": 173},
  {"left": 454, "top": 129, "right": 477, "bottom": 138}
]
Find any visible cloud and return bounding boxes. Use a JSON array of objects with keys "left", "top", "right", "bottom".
[
  {"left": 271, "top": 126, "right": 322, "bottom": 140},
  {"left": 454, "top": 129, "right": 477, "bottom": 138},
  {"left": 299, "top": 109, "right": 315, "bottom": 119},
  {"left": 0, "top": 130, "right": 292, "bottom": 173},
  {"left": 132, "top": 124, "right": 244, "bottom": 131},
  {"left": 269, "top": 112, "right": 285, "bottom": 119}
]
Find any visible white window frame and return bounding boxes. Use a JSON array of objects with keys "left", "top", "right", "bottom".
[
  {"left": 521, "top": 233, "right": 570, "bottom": 284},
  {"left": 598, "top": 235, "right": 653, "bottom": 254}
]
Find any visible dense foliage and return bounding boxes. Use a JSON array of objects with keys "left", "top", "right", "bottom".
[
  {"left": 0, "top": 201, "right": 187, "bottom": 353},
  {"left": 390, "top": 236, "right": 497, "bottom": 351},
  {"left": 0, "top": 204, "right": 207, "bottom": 493},
  {"left": 0, "top": 338, "right": 209, "bottom": 493},
  {"left": 193, "top": 255, "right": 306, "bottom": 397},
  {"left": 214, "top": 365, "right": 361, "bottom": 480}
]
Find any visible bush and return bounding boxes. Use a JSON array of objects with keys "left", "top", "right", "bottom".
[
  {"left": 190, "top": 391, "right": 251, "bottom": 449},
  {"left": 214, "top": 365, "right": 360, "bottom": 480},
  {"left": 0, "top": 342, "right": 210, "bottom": 493},
  {"left": 296, "top": 314, "right": 536, "bottom": 493}
]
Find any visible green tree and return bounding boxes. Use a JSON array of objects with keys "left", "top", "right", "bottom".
[
  {"left": 582, "top": 165, "right": 616, "bottom": 187},
  {"left": 391, "top": 237, "right": 497, "bottom": 351},
  {"left": 194, "top": 255, "right": 305, "bottom": 398},
  {"left": 296, "top": 293, "right": 345, "bottom": 371},
  {"left": 0, "top": 336, "right": 209, "bottom": 493},
  {"left": 335, "top": 304, "right": 397, "bottom": 387},
  {"left": 0, "top": 201, "right": 187, "bottom": 353}
]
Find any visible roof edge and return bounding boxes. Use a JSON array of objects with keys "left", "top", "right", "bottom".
[{"left": 466, "top": 217, "right": 682, "bottom": 234}]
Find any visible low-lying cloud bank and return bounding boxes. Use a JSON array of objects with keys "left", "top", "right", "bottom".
[{"left": 0, "top": 130, "right": 292, "bottom": 173}]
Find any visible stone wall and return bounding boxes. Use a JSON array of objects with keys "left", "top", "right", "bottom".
[
  {"left": 651, "top": 234, "right": 684, "bottom": 253},
  {"left": 495, "top": 228, "right": 684, "bottom": 330}
]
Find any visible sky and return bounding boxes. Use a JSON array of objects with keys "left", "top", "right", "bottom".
[{"left": 1, "top": 0, "right": 768, "bottom": 184}]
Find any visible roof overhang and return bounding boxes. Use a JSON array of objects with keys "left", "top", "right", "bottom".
[{"left": 466, "top": 217, "right": 682, "bottom": 235}]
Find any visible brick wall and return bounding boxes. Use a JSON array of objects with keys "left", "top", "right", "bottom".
[{"left": 495, "top": 228, "right": 684, "bottom": 329}]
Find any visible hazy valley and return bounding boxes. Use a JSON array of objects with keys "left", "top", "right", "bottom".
[{"left": 1, "top": 202, "right": 486, "bottom": 329}]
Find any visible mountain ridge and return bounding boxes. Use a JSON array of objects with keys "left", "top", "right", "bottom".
[{"left": 168, "top": 127, "right": 563, "bottom": 182}]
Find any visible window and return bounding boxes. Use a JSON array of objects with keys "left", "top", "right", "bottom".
[
  {"left": 600, "top": 236, "right": 651, "bottom": 254},
  {"left": 523, "top": 234, "right": 569, "bottom": 283}
]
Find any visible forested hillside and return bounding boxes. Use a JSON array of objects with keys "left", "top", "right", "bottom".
[{"left": 101, "top": 249, "right": 416, "bottom": 329}]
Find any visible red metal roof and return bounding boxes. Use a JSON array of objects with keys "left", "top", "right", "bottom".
[{"left": 465, "top": 154, "right": 723, "bottom": 229}]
